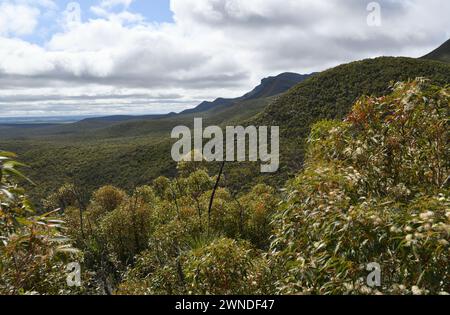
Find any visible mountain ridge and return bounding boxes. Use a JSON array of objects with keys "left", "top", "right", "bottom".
[
  {"left": 180, "top": 72, "right": 310, "bottom": 115},
  {"left": 422, "top": 38, "right": 450, "bottom": 63},
  {"left": 9, "top": 72, "right": 309, "bottom": 127}
]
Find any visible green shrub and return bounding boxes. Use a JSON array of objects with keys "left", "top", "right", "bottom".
[
  {"left": 100, "top": 195, "right": 154, "bottom": 265},
  {"left": 268, "top": 79, "right": 450, "bottom": 295},
  {"left": 182, "top": 238, "right": 256, "bottom": 295},
  {"left": 0, "top": 151, "right": 82, "bottom": 295}
]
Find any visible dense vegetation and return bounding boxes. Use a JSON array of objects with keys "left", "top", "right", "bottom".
[
  {"left": 2, "top": 79, "right": 448, "bottom": 295},
  {"left": 1, "top": 57, "right": 449, "bottom": 205},
  {"left": 0, "top": 95, "right": 277, "bottom": 203},
  {"left": 253, "top": 57, "right": 450, "bottom": 186},
  {"left": 0, "top": 151, "right": 83, "bottom": 294}
]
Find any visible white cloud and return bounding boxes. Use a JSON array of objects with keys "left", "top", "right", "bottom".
[
  {"left": 0, "top": 2, "right": 40, "bottom": 36},
  {"left": 99, "top": 0, "right": 133, "bottom": 9},
  {"left": 0, "top": 37, "right": 53, "bottom": 75},
  {"left": 0, "top": 0, "right": 449, "bottom": 117},
  {"left": 90, "top": 6, "right": 144, "bottom": 24},
  {"left": 91, "top": 0, "right": 143, "bottom": 25}
]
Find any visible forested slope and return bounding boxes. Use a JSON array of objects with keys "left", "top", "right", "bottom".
[{"left": 252, "top": 57, "right": 450, "bottom": 183}]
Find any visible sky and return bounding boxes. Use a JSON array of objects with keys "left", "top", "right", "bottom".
[{"left": 0, "top": 0, "right": 449, "bottom": 117}]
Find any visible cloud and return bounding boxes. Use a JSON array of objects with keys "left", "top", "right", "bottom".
[
  {"left": 91, "top": 0, "right": 143, "bottom": 24},
  {"left": 0, "top": 0, "right": 449, "bottom": 117},
  {"left": 0, "top": 2, "right": 40, "bottom": 36},
  {"left": 99, "top": 0, "right": 134, "bottom": 9}
]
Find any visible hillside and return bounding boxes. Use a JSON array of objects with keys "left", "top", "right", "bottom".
[
  {"left": 252, "top": 57, "right": 450, "bottom": 181},
  {"left": 422, "top": 38, "right": 450, "bottom": 63},
  {"left": 241, "top": 72, "right": 311, "bottom": 100}
]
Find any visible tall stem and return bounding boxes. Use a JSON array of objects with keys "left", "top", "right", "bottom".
[{"left": 208, "top": 160, "right": 226, "bottom": 234}]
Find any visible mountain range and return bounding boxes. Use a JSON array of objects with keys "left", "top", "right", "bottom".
[
  {"left": 181, "top": 72, "right": 310, "bottom": 115},
  {"left": 58, "top": 72, "right": 309, "bottom": 124}
]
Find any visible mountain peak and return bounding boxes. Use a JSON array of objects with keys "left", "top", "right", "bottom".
[
  {"left": 243, "top": 72, "right": 310, "bottom": 100},
  {"left": 422, "top": 39, "right": 450, "bottom": 63}
]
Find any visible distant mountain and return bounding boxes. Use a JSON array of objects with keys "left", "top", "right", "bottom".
[
  {"left": 0, "top": 116, "right": 91, "bottom": 124},
  {"left": 181, "top": 98, "right": 235, "bottom": 115},
  {"left": 242, "top": 72, "right": 311, "bottom": 100},
  {"left": 181, "top": 72, "right": 310, "bottom": 115},
  {"left": 0, "top": 71, "right": 309, "bottom": 140},
  {"left": 62, "top": 72, "right": 309, "bottom": 123},
  {"left": 422, "top": 39, "right": 450, "bottom": 63}
]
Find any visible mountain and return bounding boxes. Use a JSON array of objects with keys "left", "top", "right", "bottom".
[
  {"left": 422, "top": 38, "right": 450, "bottom": 63},
  {"left": 0, "top": 116, "right": 91, "bottom": 124},
  {"left": 0, "top": 72, "right": 308, "bottom": 130},
  {"left": 257, "top": 57, "right": 450, "bottom": 130},
  {"left": 242, "top": 72, "right": 311, "bottom": 100},
  {"left": 181, "top": 72, "right": 310, "bottom": 115},
  {"left": 181, "top": 98, "right": 235, "bottom": 115}
]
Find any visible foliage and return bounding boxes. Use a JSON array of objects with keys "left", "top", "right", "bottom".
[
  {"left": 254, "top": 57, "right": 450, "bottom": 188},
  {"left": 100, "top": 193, "right": 154, "bottom": 265},
  {"left": 268, "top": 79, "right": 450, "bottom": 295},
  {"left": 182, "top": 238, "right": 256, "bottom": 295},
  {"left": 0, "top": 151, "right": 82, "bottom": 295}
]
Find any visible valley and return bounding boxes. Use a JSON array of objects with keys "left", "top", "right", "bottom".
[{"left": 1, "top": 56, "right": 449, "bottom": 204}]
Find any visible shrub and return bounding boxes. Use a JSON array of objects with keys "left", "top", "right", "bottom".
[
  {"left": 269, "top": 79, "right": 450, "bottom": 295},
  {"left": 182, "top": 238, "right": 256, "bottom": 295},
  {"left": 100, "top": 195, "right": 154, "bottom": 265}
]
